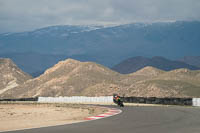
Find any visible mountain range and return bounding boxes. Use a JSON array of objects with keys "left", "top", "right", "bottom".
[
  {"left": 0, "top": 21, "right": 200, "bottom": 76},
  {"left": 112, "top": 56, "right": 200, "bottom": 74},
  {"left": 1, "top": 58, "right": 200, "bottom": 98},
  {"left": 179, "top": 56, "right": 200, "bottom": 68}
]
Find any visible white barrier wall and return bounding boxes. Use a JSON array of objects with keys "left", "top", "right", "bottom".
[
  {"left": 38, "top": 97, "right": 200, "bottom": 106},
  {"left": 193, "top": 98, "right": 200, "bottom": 106},
  {"left": 38, "top": 96, "right": 113, "bottom": 103}
]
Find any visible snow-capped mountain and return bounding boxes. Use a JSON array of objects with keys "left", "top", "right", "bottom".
[
  {"left": 1, "top": 25, "right": 105, "bottom": 38},
  {"left": 30, "top": 25, "right": 105, "bottom": 37},
  {"left": 0, "top": 21, "right": 200, "bottom": 76}
]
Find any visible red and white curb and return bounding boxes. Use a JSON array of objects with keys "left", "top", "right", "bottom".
[{"left": 84, "top": 108, "right": 122, "bottom": 121}]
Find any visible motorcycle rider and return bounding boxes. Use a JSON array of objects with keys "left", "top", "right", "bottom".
[{"left": 113, "top": 94, "right": 124, "bottom": 107}]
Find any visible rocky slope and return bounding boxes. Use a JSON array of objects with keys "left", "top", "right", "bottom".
[
  {"left": 0, "top": 58, "right": 32, "bottom": 96},
  {"left": 0, "top": 59, "right": 123, "bottom": 98},
  {"left": 1, "top": 59, "right": 200, "bottom": 98}
]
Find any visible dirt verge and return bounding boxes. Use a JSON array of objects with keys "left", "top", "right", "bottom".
[{"left": 0, "top": 103, "right": 107, "bottom": 132}]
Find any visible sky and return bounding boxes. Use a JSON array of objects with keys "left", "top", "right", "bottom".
[{"left": 0, "top": 0, "right": 200, "bottom": 33}]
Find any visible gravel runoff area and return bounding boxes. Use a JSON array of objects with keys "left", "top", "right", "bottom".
[{"left": 0, "top": 103, "right": 108, "bottom": 132}]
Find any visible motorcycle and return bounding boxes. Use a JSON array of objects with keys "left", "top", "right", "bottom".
[
  {"left": 117, "top": 99, "right": 124, "bottom": 107},
  {"left": 113, "top": 94, "right": 124, "bottom": 107}
]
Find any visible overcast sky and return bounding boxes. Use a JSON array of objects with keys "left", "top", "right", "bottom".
[{"left": 0, "top": 0, "right": 200, "bottom": 33}]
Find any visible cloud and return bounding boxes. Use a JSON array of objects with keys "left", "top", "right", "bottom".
[
  {"left": 110, "top": 0, "right": 200, "bottom": 22},
  {"left": 0, "top": 0, "right": 200, "bottom": 33}
]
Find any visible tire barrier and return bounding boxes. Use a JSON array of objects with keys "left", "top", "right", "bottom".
[
  {"left": 0, "top": 97, "right": 38, "bottom": 102},
  {"left": 122, "top": 97, "right": 193, "bottom": 106}
]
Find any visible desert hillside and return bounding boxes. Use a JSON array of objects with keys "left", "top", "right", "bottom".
[
  {"left": 1, "top": 59, "right": 200, "bottom": 98},
  {"left": 0, "top": 59, "right": 123, "bottom": 98},
  {"left": 0, "top": 58, "right": 32, "bottom": 96}
]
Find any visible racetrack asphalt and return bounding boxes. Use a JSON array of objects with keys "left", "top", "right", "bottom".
[{"left": 2, "top": 105, "right": 200, "bottom": 133}]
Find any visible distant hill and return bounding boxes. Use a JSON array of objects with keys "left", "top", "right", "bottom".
[
  {"left": 179, "top": 56, "right": 200, "bottom": 68},
  {"left": 0, "top": 58, "right": 32, "bottom": 96},
  {"left": 147, "top": 69, "right": 200, "bottom": 97},
  {"left": 130, "top": 66, "right": 165, "bottom": 77},
  {"left": 1, "top": 21, "right": 200, "bottom": 75},
  {"left": 119, "top": 67, "right": 200, "bottom": 98},
  {"left": 1, "top": 59, "right": 200, "bottom": 98},
  {"left": 112, "top": 56, "right": 200, "bottom": 74}
]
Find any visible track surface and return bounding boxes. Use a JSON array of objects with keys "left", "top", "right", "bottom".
[{"left": 3, "top": 105, "right": 200, "bottom": 133}]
